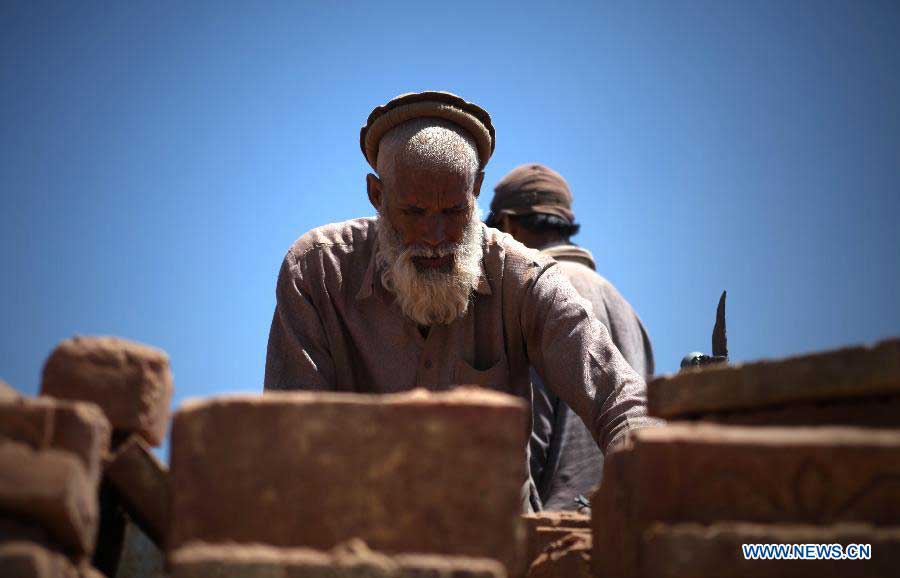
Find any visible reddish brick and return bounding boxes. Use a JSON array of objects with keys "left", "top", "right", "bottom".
[
  {"left": 641, "top": 521, "right": 900, "bottom": 578},
  {"left": 170, "top": 389, "right": 527, "bottom": 575},
  {"left": 105, "top": 435, "right": 170, "bottom": 547},
  {"left": 394, "top": 553, "right": 506, "bottom": 578},
  {"left": 0, "top": 441, "right": 98, "bottom": 555},
  {"left": 648, "top": 337, "right": 900, "bottom": 420},
  {"left": 0, "top": 541, "right": 78, "bottom": 578},
  {"left": 522, "top": 512, "right": 590, "bottom": 565},
  {"left": 0, "top": 378, "right": 20, "bottom": 400},
  {"left": 592, "top": 424, "right": 900, "bottom": 577},
  {"left": 0, "top": 396, "right": 110, "bottom": 484},
  {"left": 526, "top": 532, "right": 591, "bottom": 578},
  {"left": 170, "top": 542, "right": 507, "bottom": 578},
  {"left": 41, "top": 336, "right": 173, "bottom": 447},
  {"left": 170, "top": 541, "right": 395, "bottom": 578},
  {"left": 522, "top": 512, "right": 590, "bottom": 531}
]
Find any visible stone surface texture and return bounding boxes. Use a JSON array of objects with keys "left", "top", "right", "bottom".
[
  {"left": 642, "top": 521, "right": 900, "bottom": 578},
  {"left": 522, "top": 512, "right": 591, "bottom": 565},
  {"left": 0, "top": 541, "right": 79, "bottom": 578},
  {"left": 592, "top": 423, "right": 900, "bottom": 577},
  {"left": 0, "top": 396, "right": 111, "bottom": 484},
  {"left": 0, "top": 378, "right": 20, "bottom": 400},
  {"left": 0, "top": 441, "right": 98, "bottom": 555},
  {"left": 170, "top": 541, "right": 507, "bottom": 578},
  {"left": 169, "top": 389, "right": 527, "bottom": 574},
  {"left": 526, "top": 532, "right": 592, "bottom": 578},
  {"left": 648, "top": 337, "right": 900, "bottom": 420},
  {"left": 41, "top": 336, "right": 173, "bottom": 446},
  {"left": 394, "top": 552, "right": 506, "bottom": 578}
]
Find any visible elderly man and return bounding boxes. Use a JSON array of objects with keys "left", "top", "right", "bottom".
[
  {"left": 487, "top": 164, "right": 655, "bottom": 511},
  {"left": 264, "top": 92, "right": 659, "bottom": 501}
]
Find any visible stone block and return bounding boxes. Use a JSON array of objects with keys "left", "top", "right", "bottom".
[
  {"left": 648, "top": 337, "right": 900, "bottom": 420},
  {"left": 105, "top": 435, "right": 170, "bottom": 547},
  {"left": 0, "top": 517, "right": 56, "bottom": 545},
  {"left": 522, "top": 511, "right": 590, "bottom": 532},
  {"left": 170, "top": 541, "right": 398, "bottom": 578},
  {"left": 641, "top": 521, "right": 900, "bottom": 578},
  {"left": 522, "top": 512, "right": 590, "bottom": 564},
  {"left": 591, "top": 423, "right": 900, "bottom": 578},
  {"left": 0, "top": 396, "right": 111, "bottom": 484},
  {"left": 0, "top": 541, "right": 78, "bottom": 578},
  {"left": 528, "top": 528, "right": 588, "bottom": 568},
  {"left": 41, "top": 336, "right": 173, "bottom": 447},
  {"left": 526, "top": 532, "right": 591, "bottom": 578},
  {"left": 170, "top": 388, "right": 527, "bottom": 574},
  {"left": 170, "top": 541, "right": 507, "bottom": 578},
  {"left": 0, "top": 378, "right": 20, "bottom": 400},
  {"left": 394, "top": 553, "right": 506, "bottom": 578},
  {"left": 0, "top": 441, "right": 98, "bottom": 555}
]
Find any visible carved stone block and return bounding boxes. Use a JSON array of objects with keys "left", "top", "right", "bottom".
[
  {"left": 41, "top": 336, "right": 173, "bottom": 447},
  {"left": 0, "top": 378, "right": 20, "bottom": 400},
  {"left": 648, "top": 338, "right": 900, "bottom": 422},
  {"left": 592, "top": 424, "right": 900, "bottom": 577},
  {"left": 0, "top": 396, "right": 111, "bottom": 484},
  {"left": 0, "top": 541, "right": 78, "bottom": 578},
  {"left": 0, "top": 441, "right": 98, "bottom": 555},
  {"left": 170, "top": 389, "right": 526, "bottom": 574},
  {"left": 170, "top": 541, "right": 508, "bottom": 578},
  {"left": 641, "top": 521, "right": 900, "bottom": 578},
  {"left": 526, "top": 532, "right": 592, "bottom": 578}
]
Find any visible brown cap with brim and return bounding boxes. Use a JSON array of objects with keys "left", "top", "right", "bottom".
[
  {"left": 489, "top": 163, "right": 575, "bottom": 224},
  {"left": 360, "top": 91, "right": 496, "bottom": 171}
]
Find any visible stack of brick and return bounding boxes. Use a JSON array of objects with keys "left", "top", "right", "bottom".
[
  {"left": 592, "top": 337, "right": 900, "bottom": 578},
  {"left": 521, "top": 512, "right": 591, "bottom": 578},
  {"left": 167, "top": 387, "right": 529, "bottom": 578},
  {"left": 39, "top": 336, "right": 175, "bottom": 578},
  {"left": 648, "top": 338, "right": 900, "bottom": 428},
  {"left": 171, "top": 539, "right": 507, "bottom": 578},
  {"left": 521, "top": 511, "right": 590, "bottom": 568},
  {"left": 527, "top": 532, "right": 592, "bottom": 578},
  {"left": 0, "top": 335, "right": 174, "bottom": 578},
  {"left": 0, "top": 388, "right": 111, "bottom": 577}
]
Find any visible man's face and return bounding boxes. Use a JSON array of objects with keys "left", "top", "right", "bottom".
[
  {"left": 368, "top": 162, "right": 486, "bottom": 327},
  {"left": 371, "top": 162, "right": 481, "bottom": 271}
]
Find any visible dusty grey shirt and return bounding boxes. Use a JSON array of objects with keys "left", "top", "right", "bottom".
[
  {"left": 529, "top": 244, "right": 655, "bottom": 511},
  {"left": 264, "top": 218, "right": 658, "bottom": 453}
]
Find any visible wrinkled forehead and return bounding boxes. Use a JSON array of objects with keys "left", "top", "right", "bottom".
[{"left": 388, "top": 163, "right": 475, "bottom": 209}]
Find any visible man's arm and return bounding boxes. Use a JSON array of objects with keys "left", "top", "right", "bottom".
[
  {"left": 520, "top": 263, "right": 663, "bottom": 453},
  {"left": 264, "top": 249, "right": 336, "bottom": 391}
]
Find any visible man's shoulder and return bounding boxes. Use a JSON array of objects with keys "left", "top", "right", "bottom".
[
  {"left": 284, "top": 217, "right": 376, "bottom": 265},
  {"left": 556, "top": 258, "right": 614, "bottom": 288},
  {"left": 482, "top": 224, "right": 554, "bottom": 272}
]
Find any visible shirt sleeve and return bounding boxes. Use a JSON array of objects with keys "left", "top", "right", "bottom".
[
  {"left": 520, "top": 262, "right": 663, "bottom": 453},
  {"left": 264, "top": 249, "right": 336, "bottom": 391}
]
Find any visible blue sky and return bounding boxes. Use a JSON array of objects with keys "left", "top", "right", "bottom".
[{"left": 2, "top": 1, "right": 898, "bottom": 450}]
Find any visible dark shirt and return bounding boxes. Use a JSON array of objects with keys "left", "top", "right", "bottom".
[{"left": 528, "top": 244, "right": 655, "bottom": 511}]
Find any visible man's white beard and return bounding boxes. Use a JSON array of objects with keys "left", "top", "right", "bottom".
[{"left": 375, "top": 210, "right": 484, "bottom": 327}]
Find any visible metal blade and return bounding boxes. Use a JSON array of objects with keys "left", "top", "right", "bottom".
[{"left": 712, "top": 290, "right": 728, "bottom": 359}]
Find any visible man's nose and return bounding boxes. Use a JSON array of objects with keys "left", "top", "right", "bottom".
[{"left": 419, "top": 215, "right": 447, "bottom": 247}]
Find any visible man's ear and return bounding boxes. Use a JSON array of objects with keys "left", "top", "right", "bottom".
[
  {"left": 366, "top": 173, "right": 383, "bottom": 212},
  {"left": 472, "top": 170, "right": 485, "bottom": 198}
]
